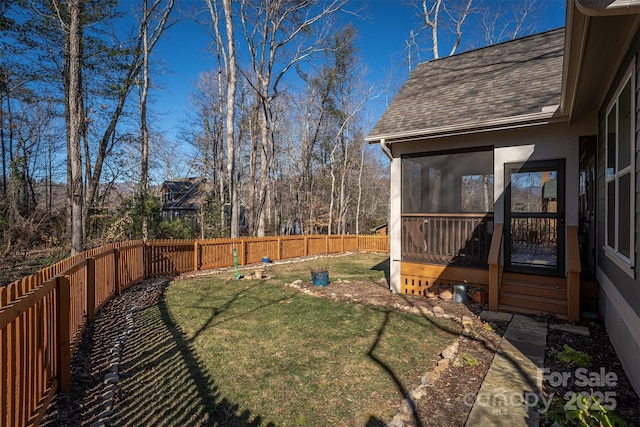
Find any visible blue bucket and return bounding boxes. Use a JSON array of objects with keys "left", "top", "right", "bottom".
[
  {"left": 311, "top": 270, "right": 329, "bottom": 287},
  {"left": 262, "top": 257, "right": 270, "bottom": 263}
]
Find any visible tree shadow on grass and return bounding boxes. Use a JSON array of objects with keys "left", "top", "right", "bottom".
[
  {"left": 113, "top": 281, "right": 274, "bottom": 427},
  {"left": 367, "top": 310, "right": 424, "bottom": 427},
  {"left": 187, "top": 281, "right": 290, "bottom": 343}
]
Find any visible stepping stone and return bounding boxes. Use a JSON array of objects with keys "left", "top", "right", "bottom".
[
  {"left": 549, "top": 323, "right": 590, "bottom": 337},
  {"left": 480, "top": 310, "right": 513, "bottom": 322},
  {"left": 466, "top": 315, "right": 547, "bottom": 427}
]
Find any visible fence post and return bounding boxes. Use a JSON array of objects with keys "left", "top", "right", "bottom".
[
  {"left": 86, "top": 258, "right": 96, "bottom": 322},
  {"left": 114, "top": 249, "right": 121, "bottom": 296},
  {"left": 194, "top": 241, "right": 200, "bottom": 272},
  {"left": 143, "top": 241, "right": 148, "bottom": 278},
  {"left": 304, "top": 236, "right": 308, "bottom": 256},
  {"left": 277, "top": 237, "right": 282, "bottom": 261},
  {"left": 57, "top": 275, "right": 71, "bottom": 392},
  {"left": 325, "top": 235, "right": 329, "bottom": 255},
  {"left": 240, "top": 240, "right": 246, "bottom": 266},
  {"left": 341, "top": 235, "right": 345, "bottom": 253}
]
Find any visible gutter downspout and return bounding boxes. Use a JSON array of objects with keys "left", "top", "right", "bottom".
[{"left": 379, "top": 138, "right": 392, "bottom": 160}]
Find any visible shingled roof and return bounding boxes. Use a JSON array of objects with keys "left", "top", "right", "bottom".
[{"left": 366, "top": 28, "right": 565, "bottom": 142}]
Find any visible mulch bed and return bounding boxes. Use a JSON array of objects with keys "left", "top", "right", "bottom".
[
  {"left": 41, "top": 278, "right": 168, "bottom": 427},
  {"left": 540, "top": 319, "right": 640, "bottom": 426}
]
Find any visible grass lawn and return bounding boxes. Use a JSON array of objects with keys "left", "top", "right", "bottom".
[{"left": 123, "top": 254, "right": 459, "bottom": 426}]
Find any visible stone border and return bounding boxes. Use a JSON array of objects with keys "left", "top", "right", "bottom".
[{"left": 91, "top": 304, "right": 138, "bottom": 427}]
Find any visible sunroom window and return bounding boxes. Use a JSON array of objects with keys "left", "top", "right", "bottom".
[
  {"left": 605, "top": 67, "right": 634, "bottom": 265},
  {"left": 402, "top": 149, "right": 494, "bottom": 214}
]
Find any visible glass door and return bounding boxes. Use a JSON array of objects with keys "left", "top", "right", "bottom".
[{"left": 505, "top": 160, "right": 565, "bottom": 275}]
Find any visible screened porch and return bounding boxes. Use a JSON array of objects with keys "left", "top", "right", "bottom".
[{"left": 401, "top": 148, "right": 494, "bottom": 267}]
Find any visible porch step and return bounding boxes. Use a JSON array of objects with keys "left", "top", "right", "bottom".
[
  {"left": 499, "top": 292, "right": 567, "bottom": 315},
  {"left": 498, "top": 303, "right": 568, "bottom": 320},
  {"left": 500, "top": 279, "right": 566, "bottom": 300},
  {"left": 501, "top": 272, "right": 566, "bottom": 287}
]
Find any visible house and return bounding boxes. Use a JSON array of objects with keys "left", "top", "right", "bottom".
[
  {"left": 366, "top": 0, "right": 640, "bottom": 395},
  {"left": 371, "top": 223, "right": 388, "bottom": 236},
  {"left": 160, "top": 177, "right": 209, "bottom": 221},
  {"left": 160, "top": 177, "right": 250, "bottom": 232}
]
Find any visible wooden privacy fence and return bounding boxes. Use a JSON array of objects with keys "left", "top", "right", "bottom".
[{"left": 0, "top": 234, "right": 388, "bottom": 427}]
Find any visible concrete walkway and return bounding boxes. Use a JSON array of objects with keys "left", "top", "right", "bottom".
[{"left": 466, "top": 314, "right": 548, "bottom": 427}]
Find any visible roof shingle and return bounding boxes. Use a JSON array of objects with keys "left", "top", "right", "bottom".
[{"left": 366, "top": 28, "right": 565, "bottom": 141}]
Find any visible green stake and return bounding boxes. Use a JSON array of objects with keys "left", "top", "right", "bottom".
[{"left": 233, "top": 248, "right": 240, "bottom": 279}]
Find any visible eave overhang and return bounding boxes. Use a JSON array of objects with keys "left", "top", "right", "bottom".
[
  {"left": 365, "top": 110, "right": 566, "bottom": 144},
  {"left": 576, "top": 0, "right": 640, "bottom": 16},
  {"left": 562, "top": 0, "right": 640, "bottom": 122}
]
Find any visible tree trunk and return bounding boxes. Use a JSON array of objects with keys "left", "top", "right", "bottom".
[
  {"left": 256, "top": 102, "right": 270, "bottom": 237},
  {"left": 68, "top": 0, "right": 84, "bottom": 255},
  {"left": 222, "top": 0, "right": 238, "bottom": 238},
  {"left": 248, "top": 103, "right": 258, "bottom": 235},
  {"left": 355, "top": 140, "right": 365, "bottom": 235},
  {"left": 140, "top": 0, "right": 150, "bottom": 241}
]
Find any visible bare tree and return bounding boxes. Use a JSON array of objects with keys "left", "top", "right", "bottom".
[
  {"left": 478, "top": 0, "right": 544, "bottom": 46},
  {"left": 138, "top": 0, "right": 175, "bottom": 240},
  {"left": 204, "top": 0, "right": 239, "bottom": 237},
  {"left": 409, "top": 0, "right": 545, "bottom": 63},
  {"left": 414, "top": 0, "right": 473, "bottom": 60},
  {"left": 239, "top": 0, "right": 345, "bottom": 236}
]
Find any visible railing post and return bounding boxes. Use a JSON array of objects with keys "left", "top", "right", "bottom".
[
  {"left": 194, "top": 241, "right": 200, "bottom": 271},
  {"left": 86, "top": 258, "right": 95, "bottom": 322},
  {"left": 57, "top": 275, "right": 71, "bottom": 392},
  {"left": 567, "top": 226, "right": 581, "bottom": 322},
  {"left": 114, "top": 249, "right": 121, "bottom": 296},
  {"left": 487, "top": 223, "right": 504, "bottom": 312},
  {"left": 488, "top": 264, "right": 499, "bottom": 311}
]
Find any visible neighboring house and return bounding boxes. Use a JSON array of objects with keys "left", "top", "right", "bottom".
[
  {"left": 366, "top": 0, "right": 640, "bottom": 394},
  {"left": 160, "top": 177, "right": 209, "bottom": 221},
  {"left": 371, "top": 223, "right": 388, "bottom": 236},
  {"left": 160, "top": 177, "right": 249, "bottom": 232}
]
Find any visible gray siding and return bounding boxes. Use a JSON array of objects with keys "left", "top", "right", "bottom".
[{"left": 597, "top": 30, "right": 640, "bottom": 317}]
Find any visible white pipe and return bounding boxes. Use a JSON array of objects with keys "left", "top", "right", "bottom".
[{"left": 379, "top": 138, "right": 392, "bottom": 160}]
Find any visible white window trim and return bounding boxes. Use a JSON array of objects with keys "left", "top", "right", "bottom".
[{"left": 604, "top": 59, "right": 636, "bottom": 276}]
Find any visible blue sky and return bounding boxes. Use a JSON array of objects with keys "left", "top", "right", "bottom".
[{"left": 144, "top": 0, "right": 567, "bottom": 148}]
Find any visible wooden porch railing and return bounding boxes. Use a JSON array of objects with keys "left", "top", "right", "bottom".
[
  {"left": 566, "top": 226, "right": 581, "bottom": 322},
  {"left": 488, "top": 223, "right": 504, "bottom": 311},
  {"left": 0, "top": 234, "right": 388, "bottom": 427},
  {"left": 401, "top": 213, "right": 493, "bottom": 267}
]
